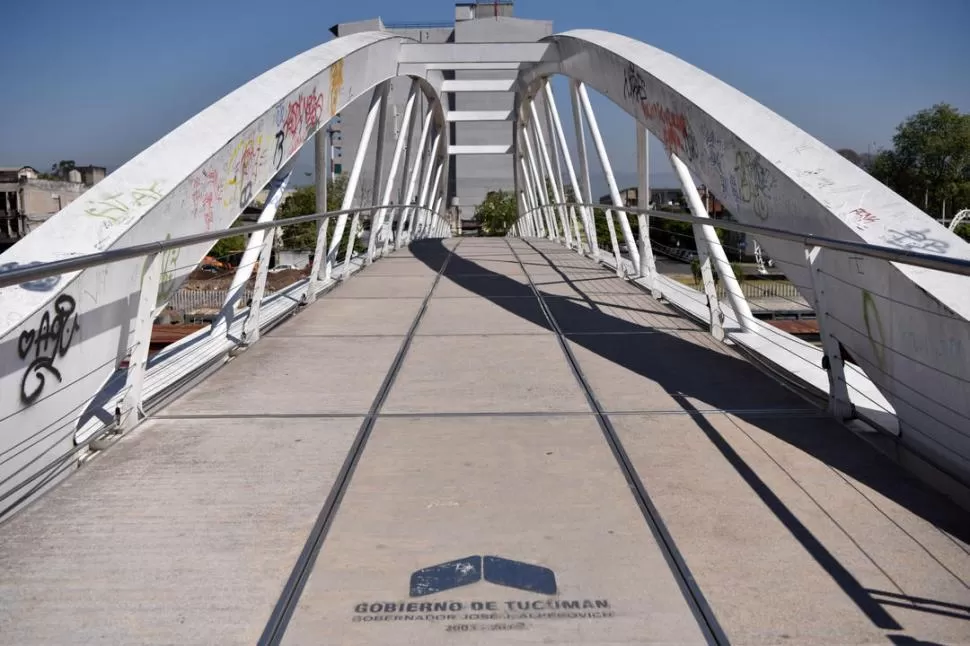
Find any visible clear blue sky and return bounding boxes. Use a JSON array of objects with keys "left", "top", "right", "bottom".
[{"left": 2, "top": 0, "right": 968, "bottom": 188}]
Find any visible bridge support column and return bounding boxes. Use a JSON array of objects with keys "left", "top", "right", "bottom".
[
  {"left": 414, "top": 134, "right": 442, "bottom": 240},
  {"left": 670, "top": 153, "right": 754, "bottom": 332},
  {"left": 693, "top": 225, "right": 726, "bottom": 341},
  {"left": 576, "top": 83, "right": 625, "bottom": 275},
  {"left": 569, "top": 80, "right": 599, "bottom": 259},
  {"left": 370, "top": 81, "right": 418, "bottom": 262},
  {"left": 241, "top": 218, "right": 277, "bottom": 345},
  {"left": 544, "top": 83, "right": 588, "bottom": 255},
  {"left": 314, "top": 125, "right": 329, "bottom": 262},
  {"left": 805, "top": 246, "right": 854, "bottom": 419},
  {"left": 536, "top": 88, "right": 578, "bottom": 250},
  {"left": 522, "top": 123, "right": 556, "bottom": 242},
  {"left": 636, "top": 124, "right": 660, "bottom": 298},
  {"left": 217, "top": 168, "right": 292, "bottom": 328},
  {"left": 344, "top": 81, "right": 390, "bottom": 275},
  {"left": 530, "top": 99, "right": 572, "bottom": 248},
  {"left": 120, "top": 253, "right": 162, "bottom": 431},
  {"left": 327, "top": 82, "right": 386, "bottom": 284},
  {"left": 397, "top": 111, "right": 433, "bottom": 249}
]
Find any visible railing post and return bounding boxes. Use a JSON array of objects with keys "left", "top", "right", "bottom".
[
  {"left": 241, "top": 220, "right": 277, "bottom": 345},
  {"left": 805, "top": 245, "right": 854, "bottom": 419},
  {"left": 693, "top": 226, "right": 725, "bottom": 341},
  {"left": 577, "top": 82, "right": 641, "bottom": 273},
  {"left": 670, "top": 152, "right": 755, "bottom": 332},
  {"left": 120, "top": 253, "right": 162, "bottom": 431},
  {"left": 636, "top": 124, "right": 661, "bottom": 298},
  {"left": 569, "top": 80, "right": 599, "bottom": 259}
]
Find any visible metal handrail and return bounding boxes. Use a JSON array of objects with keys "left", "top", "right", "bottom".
[
  {"left": 518, "top": 202, "right": 970, "bottom": 277},
  {"left": 0, "top": 204, "right": 435, "bottom": 289}
]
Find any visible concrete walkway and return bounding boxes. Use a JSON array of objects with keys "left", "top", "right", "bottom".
[{"left": 0, "top": 239, "right": 967, "bottom": 645}]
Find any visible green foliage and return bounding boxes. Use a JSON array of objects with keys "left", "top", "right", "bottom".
[
  {"left": 868, "top": 104, "right": 970, "bottom": 217},
  {"left": 476, "top": 190, "right": 518, "bottom": 235},
  {"left": 276, "top": 175, "right": 363, "bottom": 255},
  {"left": 208, "top": 224, "right": 247, "bottom": 261}
]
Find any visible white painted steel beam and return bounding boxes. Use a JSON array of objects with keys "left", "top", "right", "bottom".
[
  {"left": 399, "top": 62, "right": 527, "bottom": 76},
  {"left": 441, "top": 79, "right": 515, "bottom": 93},
  {"left": 448, "top": 144, "right": 513, "bottom": 155},
  {"left": 396, "top": 111, "right": 433, "bottom": 249},
  {"left": 446, "top": 110, "right": 513, "bottom": 122},
  {"left": 568, "top": 80, "right": 599, "bottom": 258},
  {"left": 398, "top": 43, "right": 551, "bottom": 64}
]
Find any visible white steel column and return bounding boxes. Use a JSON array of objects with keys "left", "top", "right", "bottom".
[
  {"left": 693, "top": 221, "right": 725, "bottom": 341},
  {"left": 396, "top": 111, "right": 433, "bottom": 248},
  {"left": 544, "top": 83, "right": 589, "bottom": 254},
  {"left": 120, "top": 253, "right": 162, "bottom": 431},
  {"left": 422, "top": 163, "right": 443, "bottom": 238},
  {"left": 370, "top": 80, "right": 418, "bottom": 262},
  {"left": 241, "top": 218, "right": 277, "bottom": 344},
  {"left": 216, "top": 168, "right": 292, "bottom": 327},
  {"left": 577, "top": 82, "right": 640, "bottom": 272},
  {"left": 327, "top": 83, "right": 385, "bottom": 279},
  {"left": 805, "top": 246, "right": 853, "bottom": 419},
  {"left": 528, "top": 106, "right": 570, "bottom": 245},
  {"left": 522, "top": 124, "right": 556, "bottom": 241},
  {"left": 519, "top": 155, "right": 543, "bottom": 237},
  {"left": 344, "top": 82, "right": 390, "bottom": 274},
  {"left": 314, "top": 126, "right": 329, "bottom": 253},
  {"left": 636, "top": 125, "right": 660, "bottom": 297},
  {"left": 541, "top": 85, "right": 582, "bottom": 251},
  {"left": 569, "top": 80, "right": 599, "bottom": 257},
  {"left": 414, "top": 134, "right": 441, "bottom": 238},
  {"left": 670, "top": 152, "right": 754, "bottom": 331}
]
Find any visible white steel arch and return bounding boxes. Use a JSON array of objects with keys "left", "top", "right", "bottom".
[
  {"left": 0, "top": 31, "right": 448, "bottom": 513},
  {"left": 514, "top": 29, "right": 970, "bottom": 480}
]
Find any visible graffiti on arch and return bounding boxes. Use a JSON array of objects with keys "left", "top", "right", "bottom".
[
  {"left": 17, "top": 294, "right": 80, "bottom": 405},
  {"left": 731, "top": 150, "right": 775, "bottom": 220},
  {"left": 621, "top": 63, "right": 698, "bottom": 161}
]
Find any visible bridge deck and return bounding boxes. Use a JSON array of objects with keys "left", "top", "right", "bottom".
[{"left": 1, "top": 239, "right": 968, "bottom": 645}]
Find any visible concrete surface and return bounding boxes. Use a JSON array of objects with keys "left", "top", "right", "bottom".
[{"left": 0, "top": 238, "right": 966, "bottom": 645}]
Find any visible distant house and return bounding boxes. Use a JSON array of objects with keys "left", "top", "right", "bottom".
[{"left": 0, "top": 164, "right": 107, "bottom": 251}]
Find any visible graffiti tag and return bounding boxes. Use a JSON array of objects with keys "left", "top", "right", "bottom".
[
  {"left": 848, "top": 208, "right": 878, "bottom": 231},
  {"left": 329, "top": 59, "right": 344, "bottom": 116},
  {"left": 621, "top": 64, "right": 697, "bottom": 160},
  {"left": 733, "top": 151, "right": 775, "bottom": 220},
  {"left": 885, "top": 228, "right": 949, "bottom": 254},
  {"left": 191, "top": 168, "right": 222, "bottom": 230},
  {"left": 84, "top": 183, "right": 165, "bottom": 223},
  {"left": 0, "top": 262, "right": 61, "bottom": 292},
  {"left": 17, "top": 294, "right": 80, "bottom": 405}
]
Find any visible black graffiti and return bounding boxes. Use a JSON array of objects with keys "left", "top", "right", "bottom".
[
  {"left": 17, "top": 294, "right": 80, "bottom": 405},
  {"left": 623, "top": 63, "right": 648, "bottom": 102},
  {"left": 239, "top": 181, "right": 254, "bottom": 208},
  {"left": 0, "top": 262, "right": 61, "bottom": 292},
  {"left": 274, "top": 129, "right": 285, "bottom": 169}
]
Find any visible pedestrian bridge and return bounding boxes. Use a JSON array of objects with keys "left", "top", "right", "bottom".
[{"left": 1, "top": 24, "right": 970, "bottom": 646}]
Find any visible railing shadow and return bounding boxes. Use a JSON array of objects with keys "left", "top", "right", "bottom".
[{"left": 407, "top": 236, "right": 970, "bottom": 632}]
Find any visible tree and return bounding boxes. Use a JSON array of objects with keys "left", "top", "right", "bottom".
[
  {"left": 869, "top": 104, "right": 970, "bottom": 217},
  {"left": 276, "top": 175, "right": 361, "bottom": 255},
  {"left": 476, "top": 190, "right": 517, "bottom": 235},
  {"left": 837, "top": 148, "right": 862, "bottom": 166}
]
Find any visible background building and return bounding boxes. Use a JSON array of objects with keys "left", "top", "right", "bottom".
[
  {"left": 329, "top": 2, "right": 551, "bottom": 219},
  {"left": 0, "top": 164, "right": 106, "bottom": 251}
]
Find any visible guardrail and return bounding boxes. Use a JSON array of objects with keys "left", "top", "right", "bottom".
[
  {"left": 514, "top": 200, "right": 970, "bottom": 436},
  {"left": 0, "top": 202, "right": 447, "bottom": 444}
]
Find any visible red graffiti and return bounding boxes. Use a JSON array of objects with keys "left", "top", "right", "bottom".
[
  {"left": 191, "top": 168, "right": 221, "bottom": 230},
  {"left": 304, "top": 89, "right": 323, "bottom": 130},
  {"left": 849, "top": 208, "right": 878, "bottom": 231},
  {"left": 640, "top": 101, "right": 694, "bottom": 158},
  {"left": 283, "top": 96, "right": 304, "bottom": 139}
]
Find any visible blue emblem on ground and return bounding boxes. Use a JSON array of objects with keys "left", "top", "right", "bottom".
[
  {"left": 483, "top": 555, "right": 557, "bottom": 594},
  {"left": 410, "top": 555, "right": 482, "bottom": 597},
  {"left": 409, "top": 554, "right": 557, "bottom": 596}
]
